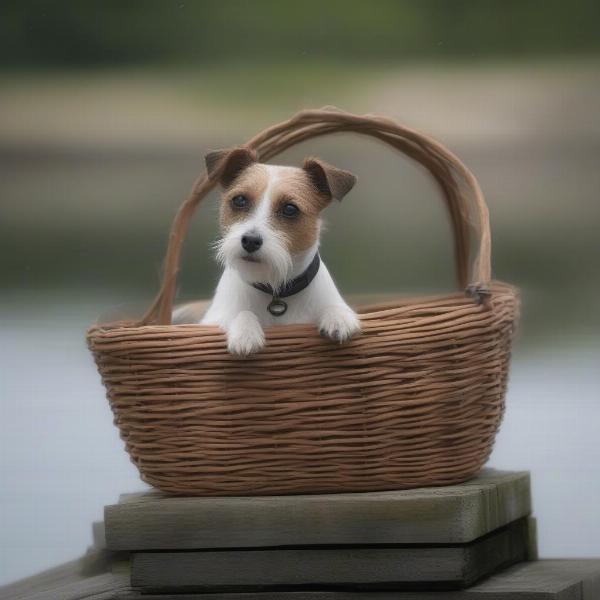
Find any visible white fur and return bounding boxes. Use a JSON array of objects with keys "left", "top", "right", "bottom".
[{"left": 188, "top": 165, "right": 360, "bottom": 355}]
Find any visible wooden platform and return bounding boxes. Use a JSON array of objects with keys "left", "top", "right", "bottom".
[
  {"left": 130, "top": 518, "right": 533, "bottom": 591},
  {"left": 3, "top": 559, "right": 600, "bottom": 600},
  {"left": 100, "top": 469, "right": 536, "bottom": 593},
  {"left": 122, "top": 559, "right": 600, "bottom": 599},
  {"left": 0, "top": 552, "right": 129, "bottom": 600},
  {"left": 4, "top": 470, "right": 599, "bottom": 599},
  {"left": 104, "top": 469, "right": 532, "bottom": 550}
]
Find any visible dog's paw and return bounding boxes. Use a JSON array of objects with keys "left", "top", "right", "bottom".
[
  {"left": 226, "top": 311, "right": 266, "bottom": 356},
  {"left": 319, "top": 305, "right": 361, "bottom": 343}
]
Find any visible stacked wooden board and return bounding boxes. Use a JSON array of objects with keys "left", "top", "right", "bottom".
[
  {"left": 105, "top": 469, "right": 535, "bottom": 593},
  {"left": 4, "top": 559, "right": 600, "bottom": 600},
  {"left": 3, "top": 470, "right": 600, "bottom": 599}
]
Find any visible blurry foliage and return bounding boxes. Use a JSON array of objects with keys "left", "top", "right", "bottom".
[{"left": 1, "top": 0, "right": 599, "bottom": 68}]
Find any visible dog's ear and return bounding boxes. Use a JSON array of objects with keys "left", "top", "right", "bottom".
[
  {"left": 302, "top": 157, "right": 356, "bottom": 202},
  {"left": 205, "top": 147, "right": 258, "bottom": 187}
]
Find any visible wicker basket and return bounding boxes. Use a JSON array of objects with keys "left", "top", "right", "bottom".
[{"left": 88, "top": 108, "right": 519, "bottom": 496}]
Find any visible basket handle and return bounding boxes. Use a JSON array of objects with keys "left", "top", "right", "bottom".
[{"left": 140, "top": 108, "right": 492, "bottom": 325}]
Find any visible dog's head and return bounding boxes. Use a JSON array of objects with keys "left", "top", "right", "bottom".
[{"left": 206, "top": 147, "right": 356, "bottom": 288}]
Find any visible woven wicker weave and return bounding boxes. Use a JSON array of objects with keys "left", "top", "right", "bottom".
[{"left": 88, "top": 108, "right": 519, "bottom": 496}]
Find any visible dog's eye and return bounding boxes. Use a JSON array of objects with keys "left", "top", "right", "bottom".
[
  {"left": 281, "top": 202, "right": 300, "bottom": 218},
  {"left": 231, "top": 195, "right": 249, "bottom": 209}
]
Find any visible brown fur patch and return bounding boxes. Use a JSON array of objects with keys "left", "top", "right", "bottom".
[
  {"left": 206, "top": 147, "right": 258, "bottom": 186},
  {"left": 219, "top": 165, "right": 269, "bottom": 230},
  {"left": 269, "top": 167, "right": 328, "bottom": 253},
  {"left": 303, "top": 157, "right": 356, "bottom": 201}
]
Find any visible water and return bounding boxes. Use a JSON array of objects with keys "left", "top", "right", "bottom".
[{"left": 1, "top": 295, "right": 599, "bottom": 586}]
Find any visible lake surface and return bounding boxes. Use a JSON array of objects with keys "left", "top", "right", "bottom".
[{"left": 1, "top": 295, "right": 599, "bottom": 585}]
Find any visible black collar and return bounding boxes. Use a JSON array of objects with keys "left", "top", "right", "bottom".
[{"left": 252, "top": 253, "right": 320, "bottom": 316}]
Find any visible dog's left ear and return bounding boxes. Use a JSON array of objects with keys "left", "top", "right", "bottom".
[
  {"left": 303, "top": 157, "right": 357, "bottom": 202},
  {"left": 205, "top": 147, "right": 258, "bottom": 187}
]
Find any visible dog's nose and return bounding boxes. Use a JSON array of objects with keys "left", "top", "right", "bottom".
[{"left": 241, "top": 233, "right": 263, "bottom": 253}]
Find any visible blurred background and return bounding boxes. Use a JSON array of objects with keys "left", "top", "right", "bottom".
[{"left": 1, "top": 0, "right": 599, "bottom": 586}]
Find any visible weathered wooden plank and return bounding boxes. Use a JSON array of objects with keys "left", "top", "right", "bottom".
[
  {"left": 0, "top": 553, "right": 129, "bottom": 600},
  {"left": 92, "top": 521, "right": 107, "bottom": 550},
  {"left": 130, "top": 518, "right": 531, "bottom": 591},
  {"left": 4, "top": 558, "right": 599, "bottom": 599},
  {"left": 119, "top": 559, "right": 600, "bottom": 599},
  {"left": 527, "top": 517, "right": 538, "bottom": 560},
  {"left": 105, "top": 469, "right": 531, "bottom": 550}
]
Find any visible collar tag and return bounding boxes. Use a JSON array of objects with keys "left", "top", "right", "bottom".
[
  {"left": 267, "top": 297, "right": 288, "bottom": 317},
  {"left": 252, "top": 253, "right": 321, "bottom": 317}
]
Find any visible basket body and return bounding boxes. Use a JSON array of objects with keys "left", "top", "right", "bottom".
[{"left": 88, "top": 283, "right": 518, "bottom": 496}]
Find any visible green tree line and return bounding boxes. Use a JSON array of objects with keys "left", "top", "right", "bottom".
[{"left": 1, "top": 0, "right": 599, "bottom": 68}]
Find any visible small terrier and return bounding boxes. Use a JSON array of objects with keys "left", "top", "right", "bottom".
[{"left": 190, "top": 147, "right": 361, "bottom": 356}]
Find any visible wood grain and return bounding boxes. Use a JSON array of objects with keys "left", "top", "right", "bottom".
[
  {"left": 0, "top": 553, "right": 129, "bottom": 600},
  {"left": 105, "top": 469, "right": 531, "bottom": 550},
  {"left": 4, "top": 559, "right": 599, "bottom": 599},
  {"left": 121, "top": 560, "right": 600, "bottom": 599},
  {"left": 130, "top": 518, "right": 532, "bottom": 591}
]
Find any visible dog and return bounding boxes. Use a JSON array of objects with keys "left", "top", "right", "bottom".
[{"left": 179, "top": 147, "right": 361, "bottom": 356}]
